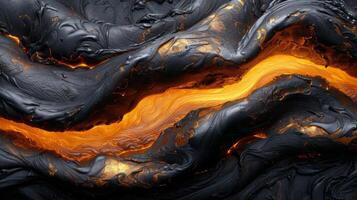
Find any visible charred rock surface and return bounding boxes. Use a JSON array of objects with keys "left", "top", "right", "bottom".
[{"left": 0, "top": 0, "right": 356, "bottom": 199}]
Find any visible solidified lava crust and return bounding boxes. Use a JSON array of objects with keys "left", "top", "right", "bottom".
[{"left": 0, "top": 0, "right": 356, "bottom": 199}]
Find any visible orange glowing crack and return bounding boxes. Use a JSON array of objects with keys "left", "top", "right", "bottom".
[
  {"left": 4, "top": 34, "right": 97, "bottom": 69},
  {"left": 0, "top": 55, "right": 356, "bottom": 161},
  {"left": 227, "top": 133, "right": 268, "bottom": 154},
  {"left": 6, "top": 34, "right": 21, "bottom": 45},
  {"left": 56, "top": 60, "right": 92, "bottom": 69}
]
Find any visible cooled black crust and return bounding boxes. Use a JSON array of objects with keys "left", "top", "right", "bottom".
[
  {"left": 0, "top": 0, "right": 356, "bottom": 199},
  {"left": 0, "top": 0, "right": 355, "bottom": 124}
]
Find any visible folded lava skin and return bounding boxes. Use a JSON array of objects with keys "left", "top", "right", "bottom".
[{"left": 0, "top": 0, "right": 356, "bottom": 200}]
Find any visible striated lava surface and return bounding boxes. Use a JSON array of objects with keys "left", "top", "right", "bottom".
[{"left": 0, "top": 0, "right": 356, "bottom": 199}]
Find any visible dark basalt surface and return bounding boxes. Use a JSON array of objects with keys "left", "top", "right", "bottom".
[{"left": 0, "top": 0, "right": 356, "bottom": 199}]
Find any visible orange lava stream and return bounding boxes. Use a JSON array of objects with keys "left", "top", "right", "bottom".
[{"left": 0, "top": 55, "right": 356, "bottom": 161}]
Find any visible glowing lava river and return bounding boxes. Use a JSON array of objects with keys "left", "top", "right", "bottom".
[
  {"left": 1, "top": 55, "right": 356, "bottom": 161},
  {"left": 0, "top": 0, "right": 355, "bottom": 199}
]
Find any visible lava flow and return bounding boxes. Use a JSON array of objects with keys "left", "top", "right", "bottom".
[{"left": 1, "top": 55, "right": 356, "bottom": 161}]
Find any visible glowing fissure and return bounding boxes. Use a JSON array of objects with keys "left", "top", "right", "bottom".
[
  {"left": 6, "top": 34, "right": 21, "bottom": 45},
  {"left": 1, "top": 55, "right": 356, "bottom": 161},
  {"left": 4, "top": 34, "right": 99, "bottom": 69}
]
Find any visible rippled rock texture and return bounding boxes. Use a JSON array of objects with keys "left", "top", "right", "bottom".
[{"left": 0, "top": 0, "right": 356, "bottom": 199}]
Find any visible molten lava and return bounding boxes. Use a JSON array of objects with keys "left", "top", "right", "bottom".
[
  {"left": 1, "top": 55, "right": 356, "bottom": 161},
  {"left": 6, "top": 34, "right": 21, "bottom": 45}
]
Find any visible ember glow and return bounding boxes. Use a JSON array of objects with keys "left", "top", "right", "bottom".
[
  {"left": 6, "top": 34, "right": 20, "bottom": 45},
  {"left": 1, "top": 55, "right": 356, "bottom": 161}
]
